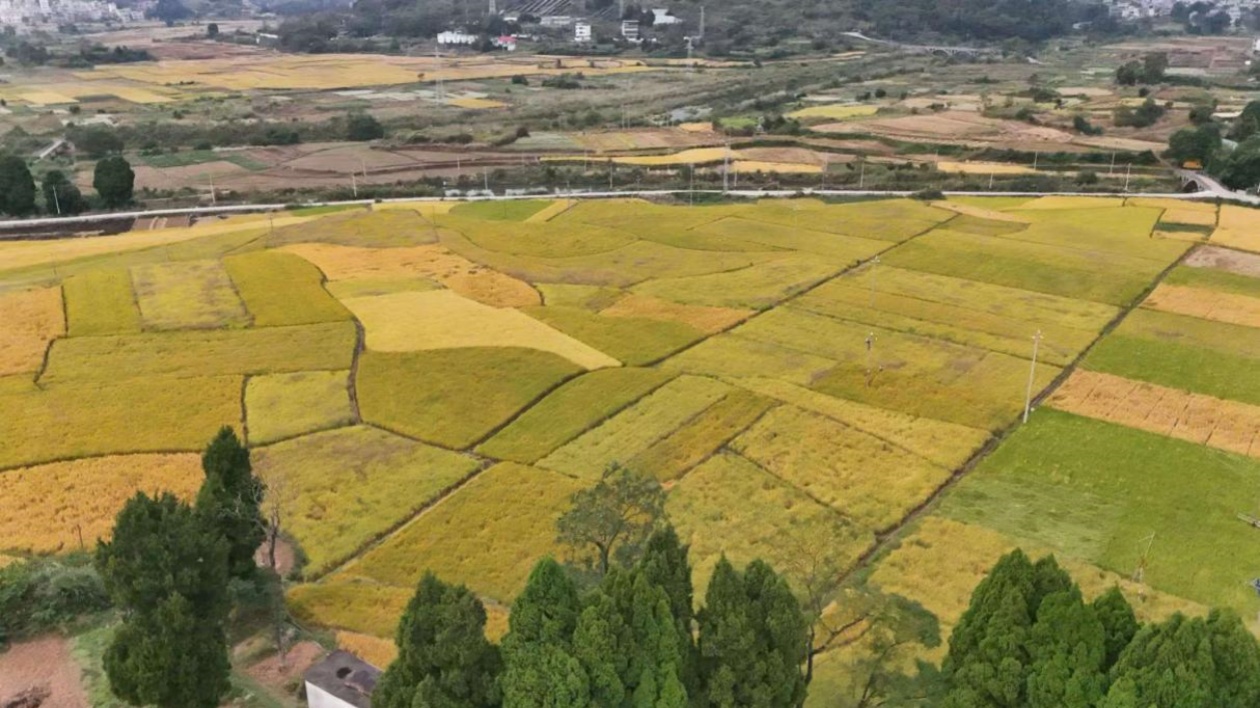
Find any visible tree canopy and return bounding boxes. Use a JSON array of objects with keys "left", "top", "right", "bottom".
[
  {"left": 0, "top": 154, "right": 36, "bottom": 216},
  {"left": 556, "top": 463, "right": 666, "bottom": 577},
  {"left": 196, "top": 427, "right": 266, "bottom": 580},
  {"left": 93, "top": 156, "right": 134, "bottom": 208}
]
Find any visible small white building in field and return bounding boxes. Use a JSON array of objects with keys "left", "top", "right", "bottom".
[
  {"left": 575, "top": 21, "right": 592, "bottom": 42},
  {"left": 437, "top": 30, "right": 478, "bottom": 45},
  {"left": 304, "top": 651, "right": 380, "bottom": 708}
]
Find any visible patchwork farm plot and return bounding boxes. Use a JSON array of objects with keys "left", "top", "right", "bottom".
[{"left": 0, "top": 194, "right": 1226, "bottom": 679}]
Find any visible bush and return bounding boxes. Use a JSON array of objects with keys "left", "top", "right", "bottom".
[
  {"left": 346, "top": 112, "right": 384, "bottom": 141},
  {"left": 0, "top": 555, "right": 110, "bottom": 645},
  {"left": 510, "top": 74, "right": 529, "bottom": 85}
]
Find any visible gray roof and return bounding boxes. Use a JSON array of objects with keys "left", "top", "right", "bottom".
[{"left": 304, "top": 650, "right": 381, "bottom": 708}]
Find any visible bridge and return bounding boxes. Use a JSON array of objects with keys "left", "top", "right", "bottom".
[{"left": 840, "top": 31, "right": 1000, "bottom": 58}]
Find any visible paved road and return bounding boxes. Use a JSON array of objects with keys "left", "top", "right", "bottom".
[
  {"left": 0, "top": 187, "right": 1220, "bottom": 235},
  {"left": 1174, "top": 168, "right": 1260, "bottom": 205}
]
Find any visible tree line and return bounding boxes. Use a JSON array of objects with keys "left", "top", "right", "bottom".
[{"left": 0, "top": 153, "right": 132, "bottom": 217}]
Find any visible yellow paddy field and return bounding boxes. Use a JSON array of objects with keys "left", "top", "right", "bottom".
[{"left": 2, "top": 194, "right": 1235, "bottom": 687}]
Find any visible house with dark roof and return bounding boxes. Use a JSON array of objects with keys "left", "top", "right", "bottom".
[{"left": 303, "top": 651, "right": 381, "bottom": 708}]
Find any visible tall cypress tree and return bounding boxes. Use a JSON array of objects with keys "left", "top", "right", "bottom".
[
  {"left": 373, "top": 572, "right": 502, "bottom": 708},
  {"left": 943, "top": 549, "right": 1039, "bottom": 707},
  {"left": 1024, "top": 587, "right": 1107, "bottom": 707},
  {"left": 95, "top": 492, "right": 231, "bottom": 708},
  {"left": 196, "top": 426, "right": 265, "bottom": 579},
  {"left": 501, "top": 558, "right": 589, "bottom": 708},
  {"left": 639, "top": 526, "right": 700, "bottom": 697},
  {"left": 698, "top": 557, "right": 808, "bottom": 707},
  {"left": 1091, "top": 587, "right": 1137, "bottom": 672}
]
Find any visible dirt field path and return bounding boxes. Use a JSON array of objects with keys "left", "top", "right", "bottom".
[{"left": 0, "top": 635, "right": 88, "bottom": 708}]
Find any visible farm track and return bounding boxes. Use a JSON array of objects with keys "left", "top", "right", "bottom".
[{"left": 832, "top": 233, "right": 1204, "bottom": 588}]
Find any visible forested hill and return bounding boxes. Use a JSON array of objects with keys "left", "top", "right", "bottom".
[{"left": 274, "top": 0, "right": 1126, "bottom": 51}]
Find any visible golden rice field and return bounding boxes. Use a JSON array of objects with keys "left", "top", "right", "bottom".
[
  {"left": 787, "top": 103, "right": 880, "bottom": 120},
  {"left": 1, "top": 195, "right": 1222, "bottom": 672}
]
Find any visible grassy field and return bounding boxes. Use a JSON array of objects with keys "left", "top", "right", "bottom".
[
  {"left": 357, "top": 348, "right": 581, "bottom": 449},
  {"left": 450, "top": 199, "right": 553, "bottom": 222},
  {"left": 939, "top": 409, "right": 1260, "bottom": 615},
  {"left": 254, "top": 426, "right": 480, "bottom": 576},
  {"left": 523, "top": 305, "right": 705, "bottom": 365}
]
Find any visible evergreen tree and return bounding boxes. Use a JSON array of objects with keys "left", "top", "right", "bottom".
[
  {"left": 0, "top": 154, "right": 36, "bottom": 216},
  {"left": 40, "top": 169, "right": 86, "bottom": 215},
  {"left": 196, "top": 427, "right": 265, "bottom": 580},
  {"left": 1102, "top": 613, "right": 1214, "bottom": 707},
  {"left": 572, "top": 589, "right": 630, "bottom": 706},
  {"left": 637, "top": 526, "right": 699, "bottom": 697},
  {"left": 943, "top": 549, "right": 1039, "bottom": 707},
  {"left": 102, "top": 594, "right": 231, "bottom": 708},
  {"left": 94, "top": 492, "right": 231, "bottom": 708},
  {"left": 1024, "top": 587, "right": 1107, "bottom": 707},
  {"left": 93, "top": 155, "right": 134, "bottom": 208},
  {"left": 501, "top": 558, "right": 587, "bottom": 707},
  {"left": 373, "top": 573, "right": 502, "bottom": 708},
  {"left": 698, "top": 557, "right": 808, "bottom": 708},
  {"left": 1091, "top": 588, "right": 1137, "bottom": 671}
]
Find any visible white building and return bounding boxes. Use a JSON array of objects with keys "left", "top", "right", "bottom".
[
  {"left": 621, "top": 19, "right": 639, "bottom": 40},
  {"left": 540, "top": 14, "right": 572, "bottom": 26},
  {"left": 0, "top": 0, "right": 137, "bottom": 30},
  {"left": 437, "top": 30, "right": 478, "bottom": 45},
  {"left": 651, "top": 8, "right": 681, "bottom": 24},
  {"left": 304, "top": 651, "right": 380, "bottom": 708},
  {"left": 574, "top": 21, "right": 591, "bottom": 42}
]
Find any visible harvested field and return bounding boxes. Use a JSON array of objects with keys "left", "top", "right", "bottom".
[
  {"left": 600, "top": 294, "right": 751, "bottom": 333},
  {"left": 0, "top": 286, "right": 63, "bottom": 376},
  {"left": 0, "top": 453, "right": 201, "bottom": 554},
  {"left": 357, "top": 348, "right": 581, "bottom": 449},
  {"left": 537, "top": 375, "right": 732, "bottom": 480},
  {"left": 1165, "top": 264, "right": 1260, "bottom": 299},
  {"left": 731, "top": 161, "right": 823, "bottom": 174},
  {"left": 788, "top": 104, "right": 879, "bottom": 120},
  {"left": 130, "top": 259, "right": 249, "bottom": 330},
  {"left": 338, "top": 462, "right": 585, "bottom": 603},
  {"left": 568, "top": 128, "right": 722, "bottom": 152},
  {"left": 936, "top": 161, "right": 1038, "bottom": 175},
  {"left": 478, "top": 368, "right": 673, "bottom": 464},
  {"left": 282, "top": 243, "right": 540, "bottom": 308},
  {"left": 0, "top": 376, "right": 241, "bottom": 469},
  {"left": 668, "top": 452, "right": 865, "bottom": 595},
  {"left": 1047, "top": 369, "right": 1260, "bottom": 456},
  {"left": 346, "top": 291, "right": 617, "bottom": 368},
  {"left": 254, "top": 426, "right": 480, "bottom": 576},
  {"left": 537, "top": 283, "right": 622, "bottom": 310},
  {"left": 1184, "top": 245, "right": 1260, "bottom": 278},
  {"left": 1143, "top": 282, "right": 1260, "bottom": 328},
  {"left": 1206, "top": 205, "right": 1260, "bottom": 252},
  {"left": 245, "top": 370, "right": 354, "bottom": 445},
  {"left": 224, "top": 251, "right": 351, "bottom": 327},
  {"left": 732, "top": 405, "right": 953, "bottom": 531},
  {"left": 40, "top": 321, "right": 356, "bottom": 384},
  {"left": 63, "top": 269, "right": 142, "bottom": 336},
  {"left": 523, "top": 305, "right": 703, "bottom": 366}
]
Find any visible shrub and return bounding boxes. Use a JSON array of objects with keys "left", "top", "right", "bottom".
[{"left": 0, "top": 555, "right": 110, "bottom": 645}]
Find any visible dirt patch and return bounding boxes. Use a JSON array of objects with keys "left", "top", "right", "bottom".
[
  {"left": 255, "top": 535, "right": 298, "bottom": 578},
  {"left": 1184, "top": 245, "right": 1260, "bottom": 277},
  {"left": 241, "top": 640, "right": 324, "bottom": 696},
  {"left": 1145, "top": 283, "right": 1260, "bottom": 328},
  {"left": 0, "top": 636, "right": 88, "bottom": 708}
]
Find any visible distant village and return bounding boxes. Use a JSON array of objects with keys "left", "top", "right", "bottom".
[
  {"left": 0, "top": 0, "right": 141, "bottom": 29},
  {"left": 438, "top": 0, "right": 691, "bottom": 49}
]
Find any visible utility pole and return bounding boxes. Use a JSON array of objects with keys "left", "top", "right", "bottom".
[
  {"left": 989, "top": 172, "right": 994, "bottom": 191},
  {"left": 865, "top": 332, "right": 876, "bottom": 387},
  {"left": 723, "top": 142, "right": 730, "bottom": 193},
  {"left": 1132, "top": 533, "right": 1156, "bottom": 600},
  {"left": 483, "top": 170, "right": 489, "bottom": 194},
  {"left": 1109, "top": 151, "right": 1116, "bottom": 177},
  {"left": 1022, "top": 329, "right": 1042, "bottom": 423},
  {"left": 859, "top": 160, "right": 865, "bottom": 190},
  {"left": 1124, "top": 163, "right": 1132, "bottom": 192},
  {"left": 351, "top": 172, "right": 358, "bottom": 198},
  {"left": 209, "top": 175, "right": 216, "bottom": 205},
  {"left": 689, "top": 163, "right": 695, "bottom": 205},
  {"left": 435, "top": 46, "right": 444, "bottom": 103},
  {"left": 699, "top": 5, "right": 705, "bottom": 39},
  {"left": 52, "top": 186, "right": 61, "bottom": 216},
  {"left": 869, "top": 256, "right": 880, "bottom": 309}
]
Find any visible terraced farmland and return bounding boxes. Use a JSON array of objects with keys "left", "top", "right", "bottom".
[{"left": 3, "top": 194, "right": 1239, "bottom": 690}]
